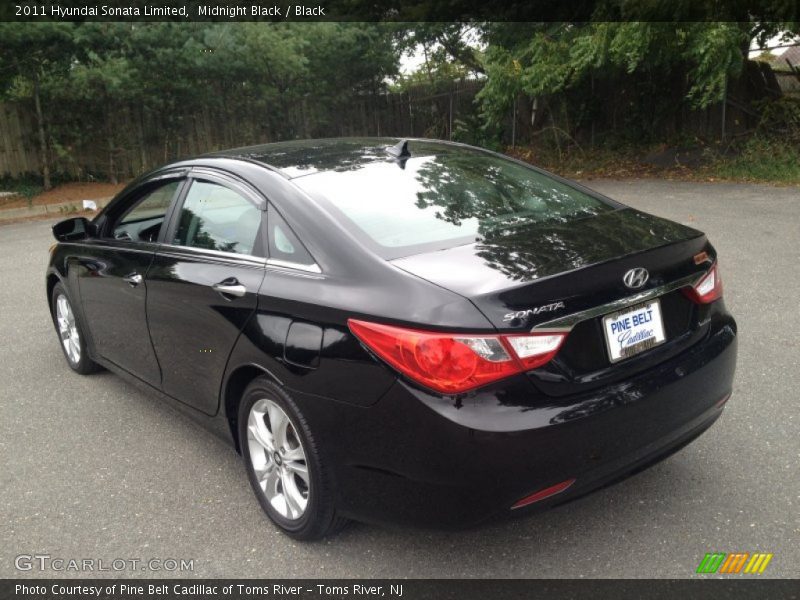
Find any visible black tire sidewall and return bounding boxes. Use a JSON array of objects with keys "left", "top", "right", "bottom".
[{"left": 238, "top": 377, "right": 337, "bottom": 539}]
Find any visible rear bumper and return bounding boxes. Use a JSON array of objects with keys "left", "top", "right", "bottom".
[{"left": 292, "top": 312, "right": 737, "bottom": 528}]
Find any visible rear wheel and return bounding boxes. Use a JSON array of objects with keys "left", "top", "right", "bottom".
[
  {"left": 51, "top": 282, "right": 100, "bottom": 375},
  {"left": 238, "top": 377, "right": 347, "bottom": 540}
]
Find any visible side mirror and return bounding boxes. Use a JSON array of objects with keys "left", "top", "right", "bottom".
[{"left": 52, "top": 217, "right": 95, "bottom": 242}]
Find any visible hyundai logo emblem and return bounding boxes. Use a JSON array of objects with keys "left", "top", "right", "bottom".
[{"left": 623, "top": 268, "right": 649, "bottom": 289}]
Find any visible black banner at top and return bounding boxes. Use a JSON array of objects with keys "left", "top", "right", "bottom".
[{"left": 1, "top": 0, "right": 799, "bottom": 22}]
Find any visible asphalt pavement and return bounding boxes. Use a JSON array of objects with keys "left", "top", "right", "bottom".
[{"left": 1, "top": 179, "right": 798, "bottom": 578}]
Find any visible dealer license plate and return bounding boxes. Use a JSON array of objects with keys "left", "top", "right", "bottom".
[{"left": 602, "top": 300, "right": 666, "bottom": 363}]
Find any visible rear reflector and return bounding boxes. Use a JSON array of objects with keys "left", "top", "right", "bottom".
[
  {"left": 347, "top": 319, "right": 567, "bottom": 394},
  {"left": 511, "top": 478, "right": 576, "bottom": 510}
]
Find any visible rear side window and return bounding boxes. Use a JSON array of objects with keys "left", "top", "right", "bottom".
[
  {"left": 294, "top": 150, "right": 615, "bottom": 259},
  {"left": 267, "top": 204, "right": 317, "bottom": 268},
  {"left": 173, "top": 181, "right": 261, "bottom": 255}
]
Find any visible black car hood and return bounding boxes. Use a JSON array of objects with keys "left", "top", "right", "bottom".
[{"left": 391, "top": 208, "right": 707, "bottom": 329}]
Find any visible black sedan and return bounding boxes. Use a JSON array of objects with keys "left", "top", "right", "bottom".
[{"left": 46, "top": 138, "right": 737, "bottom": 539}]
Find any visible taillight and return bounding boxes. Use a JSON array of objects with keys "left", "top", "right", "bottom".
[
  {"left": 347, "top": 319, "right": 566, "bottom": 394},
  {"left": 683, "top": 263, "right": 722, "bottom": 304}
]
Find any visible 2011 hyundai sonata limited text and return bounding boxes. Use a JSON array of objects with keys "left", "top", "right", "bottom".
[{"left": 46, "top": 138, "right": 737, "bottom": 539}]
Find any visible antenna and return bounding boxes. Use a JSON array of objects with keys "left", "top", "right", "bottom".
[{"left": 385, "top": 140, "right": 410, "bottom": 159}]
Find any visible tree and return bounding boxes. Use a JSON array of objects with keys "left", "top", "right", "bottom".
[
  {"left": 475, "top": 19, "right": 800, "bottom": 142},
  {"left": 0, "top": 23, "right": 76, "bottom": 189},
  {"left": 399, "top": 24, "right": 485, "bottom": 77},
  {"left": 476, "top": 23, "right": 753, "bottom": 130}
]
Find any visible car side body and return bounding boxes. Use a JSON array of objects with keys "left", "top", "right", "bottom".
[{"left": 46, "top": 138, "right": 737, "bottom": 535}]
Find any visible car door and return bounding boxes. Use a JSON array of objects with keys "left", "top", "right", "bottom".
[
  {"left": 77, "top": 175, "right": 185, "bottom": 385},
  {"left": 145, "top": 170, "right": 266, "bottom": 415}
]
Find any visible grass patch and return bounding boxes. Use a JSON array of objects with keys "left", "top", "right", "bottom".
[
  {"left": 711, "top": 138, "right": 800, "bottom": 184},
  {"left": 508, "top": 138, "right": 800, "bottom": 185},
  {"left": 506, "top": 145, "right": 697, "bottom": 180}
]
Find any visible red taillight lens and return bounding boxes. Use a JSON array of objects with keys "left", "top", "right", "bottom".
[
  {"left": 683, "top": 263, "right": 723, "bottom": 304},
  {"left": 348, "top": 319, "right": 566, "bottom": 394}
]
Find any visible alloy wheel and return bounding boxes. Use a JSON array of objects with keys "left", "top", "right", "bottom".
[
  {"left": 55, "top": 294, "right": 81, "bottom": 364},
  {"left": 246, "top": 398, "right": 310, "bottom": 520}
]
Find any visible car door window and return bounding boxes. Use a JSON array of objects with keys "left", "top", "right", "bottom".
[
  {"left": 111, "top": 181, "right": 180, "bottom": 242},
  {"left": 173, "top": 180, "right": 261, "bottom": 256},
  {"left": 267, "top": 204, "right": 317, "bottom": 268}
]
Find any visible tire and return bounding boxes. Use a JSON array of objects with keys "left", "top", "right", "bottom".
[
  {"left": 238, "top": 376, "right": 347, "bottom": 540},
  {"left": 51, "top": 282, "right": 101, "bottom": 375}
]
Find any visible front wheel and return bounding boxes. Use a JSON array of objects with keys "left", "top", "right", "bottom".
[
  {"left": 238, "top": 377, "right": 347, "bottom": 540},
  {"left": 51, "top": 282, "right": 100, "bottom": 375}
]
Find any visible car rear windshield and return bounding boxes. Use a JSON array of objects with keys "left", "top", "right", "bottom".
[{"left": 294, "top": 147, "right": 617, "bottom": 259}]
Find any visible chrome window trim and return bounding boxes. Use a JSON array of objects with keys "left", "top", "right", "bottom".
[
  {"left": 155, "top": 243, "right": 267, "bottom": 267},
  {"left": 70, "top": 241, "right": 159, "bottom": 255},
  {"left": 71, "top": 240, "right": 320, "bottom": 273},
  {"left": 266, "top": 257, "right": 322, "bottom": 274},
  {"left": 532, "top": 271, "right": 704, "bottom": 333}
]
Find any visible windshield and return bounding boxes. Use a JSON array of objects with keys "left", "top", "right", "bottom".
[{"left": 294, "top": 148, "right": 616, "bottom": 259}]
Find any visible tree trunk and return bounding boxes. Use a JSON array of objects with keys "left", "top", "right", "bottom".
[
  {"left": 137, "top": 110, "right": 147, "bottom": 174},
  {"left": 32, "top": 71, "right": 51, "bottom": 191},
  {"left": 106, "top": 112, "right": 117, "bottom": 184}
]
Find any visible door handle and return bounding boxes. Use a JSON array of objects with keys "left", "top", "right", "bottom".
[
  {"left": 123, "top": 272, "right": 143, "bottom": 287},
  {"left": 213, "top": 279, "right": 247, "bottom": 298}
]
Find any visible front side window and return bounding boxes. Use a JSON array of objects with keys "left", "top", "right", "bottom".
[
  {"left": 173, "top": 181, "right": 261, "bottom": 255},
  {"left": 111, "top": 181, "right": 180, "bottom": 242}
]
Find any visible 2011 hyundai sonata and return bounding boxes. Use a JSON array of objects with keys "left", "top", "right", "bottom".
[{"left": 46, "top": 138, "right": 737, "bottom": 539}]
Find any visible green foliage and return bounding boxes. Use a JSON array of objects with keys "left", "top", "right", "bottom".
[
  {"left": 712, "top": 96, "right": 800, "bottom": 183},
  {"left": 0, "top": 23, "right": 76, "bottom": 95},
  {"left": 682, "top": 23, "right": 749, "bottom": 108},
  {"left": 477, "top": 22, "right": 752, "bottom": 132},
  {"left": 0, "top": 23, "right": 402, "bottom": 181},
  {"left": 713, "top": 137, "right": 800, "bottom": 184},
  {"left": 3, "top": 20, "right": 800, "bottom": 186},
  {"left": 475, "top": 46, "right": 520, "bottom": 128},
  {"left": 451, "top": 115, "right": 503, "bottom": 151},
  {"left": 398, "top": 24, "right": 484, "bottom": 76}
]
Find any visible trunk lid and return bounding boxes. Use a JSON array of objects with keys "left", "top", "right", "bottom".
[{"left": 391, "top": 207, "right": 710, "bottom": 330}]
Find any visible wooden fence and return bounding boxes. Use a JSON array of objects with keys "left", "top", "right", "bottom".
[
  {"left": 0, "top": 103, "right": 40, "bottom": 178},
  {"left": 0, "top": 62, "right": 788, "bottom": 182},
  {"left": 0, "top": 79, "right": 486, "bottom": 181}
]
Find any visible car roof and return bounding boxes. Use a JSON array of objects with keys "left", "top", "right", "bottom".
[{"left": 204, "top": 137, "right": 484, "bottom": 179}]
